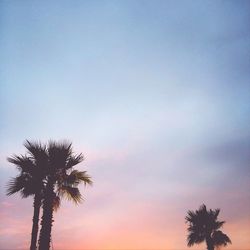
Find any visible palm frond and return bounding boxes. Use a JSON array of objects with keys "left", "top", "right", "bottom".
[
  {"left": 6, "top": 174, "right": 34, "bottom": 197},
  {"left": 52, "top": 195, "right": 61, "bottom": 212},
  {"left": 24, "top": 140, "right": 45, "bottom": 158},
  {"left": 64, "top": 170, "right": 93, "bottom": 187},
  {"left": 24, "top": 140, "right": 48, "bottom": 169},
  {"left": 6, "top": 176, "right": 26, "bottom": 196},
  {"left": 185, "top": 210, "right": 196, "bottom": 223},
  {"left": 7, "top": 155, "right": 34, "bottom": 173},
  {"left": 199, "top": 204, "right": 207, "bottom": 214},
  {"left": 48, "top": 140, "right": 73, "bottom": 170},
  {"left": 212, "top": 230, "right": 232, "bottom": 247},
  {"left": 214, "top": 220, "right": 225, "bottom": 230},
  {"left": 59, "top": 185, "right": 83, "bottom": 204},
  {"left": 213, "top": 208, "right": 220, "bottom": 219},
  {"left": 66, "top": 154, "right": 84, "bottom": 169},
  {"left": 187, "top": 232, "right": 204, "bottom": 246}
]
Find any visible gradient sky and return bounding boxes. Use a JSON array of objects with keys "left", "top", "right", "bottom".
[{"left": 1, "top": 1, "right": 250, "bottom": 249}]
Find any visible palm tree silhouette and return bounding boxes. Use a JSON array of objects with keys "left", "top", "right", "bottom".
[
  {"left": 7, "top": 140, "right": 92, "bottom": 250},
  {"left": 6, "top": 140, "right": 48, "bottom": 250},
  {"left": 185, "top": 204, "right": 231, "bottom": 250},
  {"left": 38, "top": 141, "right": 92, "bottom": 250}
]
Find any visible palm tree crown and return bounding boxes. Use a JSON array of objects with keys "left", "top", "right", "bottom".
[{"left": 185, "top": 204, "right": 231, "bottom": 250}]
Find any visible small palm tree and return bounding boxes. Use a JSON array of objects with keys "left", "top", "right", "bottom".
[
  {"left": 6, "top": 141, "right": 48, "bottom": 250},
  {"left": 185, "top": 204, "right": 231, "bottom": 250},
  {"left": 38, "top": 141, "right": 92, "bottom": 250}
]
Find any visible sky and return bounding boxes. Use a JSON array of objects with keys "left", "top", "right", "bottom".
[{"left": 0, "top": 0, "right": 250, "bottom": 249}]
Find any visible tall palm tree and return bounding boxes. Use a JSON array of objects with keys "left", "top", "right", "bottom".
[
  {"left": 38, "top": 141, "right": 92, "bottom": 250},
  {"left": 6, "top": 141, "right": 48, "bottom": 250},
  {"left": 185, "top": 204, "right": 231, "bottom": 250}
]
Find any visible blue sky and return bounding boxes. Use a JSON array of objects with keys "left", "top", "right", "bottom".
[{"left": 0, "top": 1, "right": 250, "bottom": 249}]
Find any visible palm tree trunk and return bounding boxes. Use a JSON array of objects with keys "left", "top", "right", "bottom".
[
  {"left": 38, "top": 178, "right": 55, "bottom": 250},
  {"left": 206, "top": 236, "right": 214, "bottom": 250},
  {"left": 30, "top": 193, "right": 42, "bottom": 250}
]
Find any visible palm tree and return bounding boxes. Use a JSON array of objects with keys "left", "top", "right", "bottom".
[
  {"left": 185, "top": 204, "right": 231, "bottom": 250},
  {"left": 38, "top": 141, "right": 92, "bottom": 250},
  {"left": 6, "top": 141, "right": 48, "bottom": 250}
]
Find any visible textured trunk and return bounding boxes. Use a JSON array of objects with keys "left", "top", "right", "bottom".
[
  {"left": 206, "top": 235, "right": 214, "bottom": 250},
  {"left": 30, "top": 193, "right": 42, "bottom": 250},
  {"left": 38, "top": 178, "right": 55, "bottom": 250}
]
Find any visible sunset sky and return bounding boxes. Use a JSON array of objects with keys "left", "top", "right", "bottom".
[{"left": 0, "top": 1, "right": 250, "bottom": 249}]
